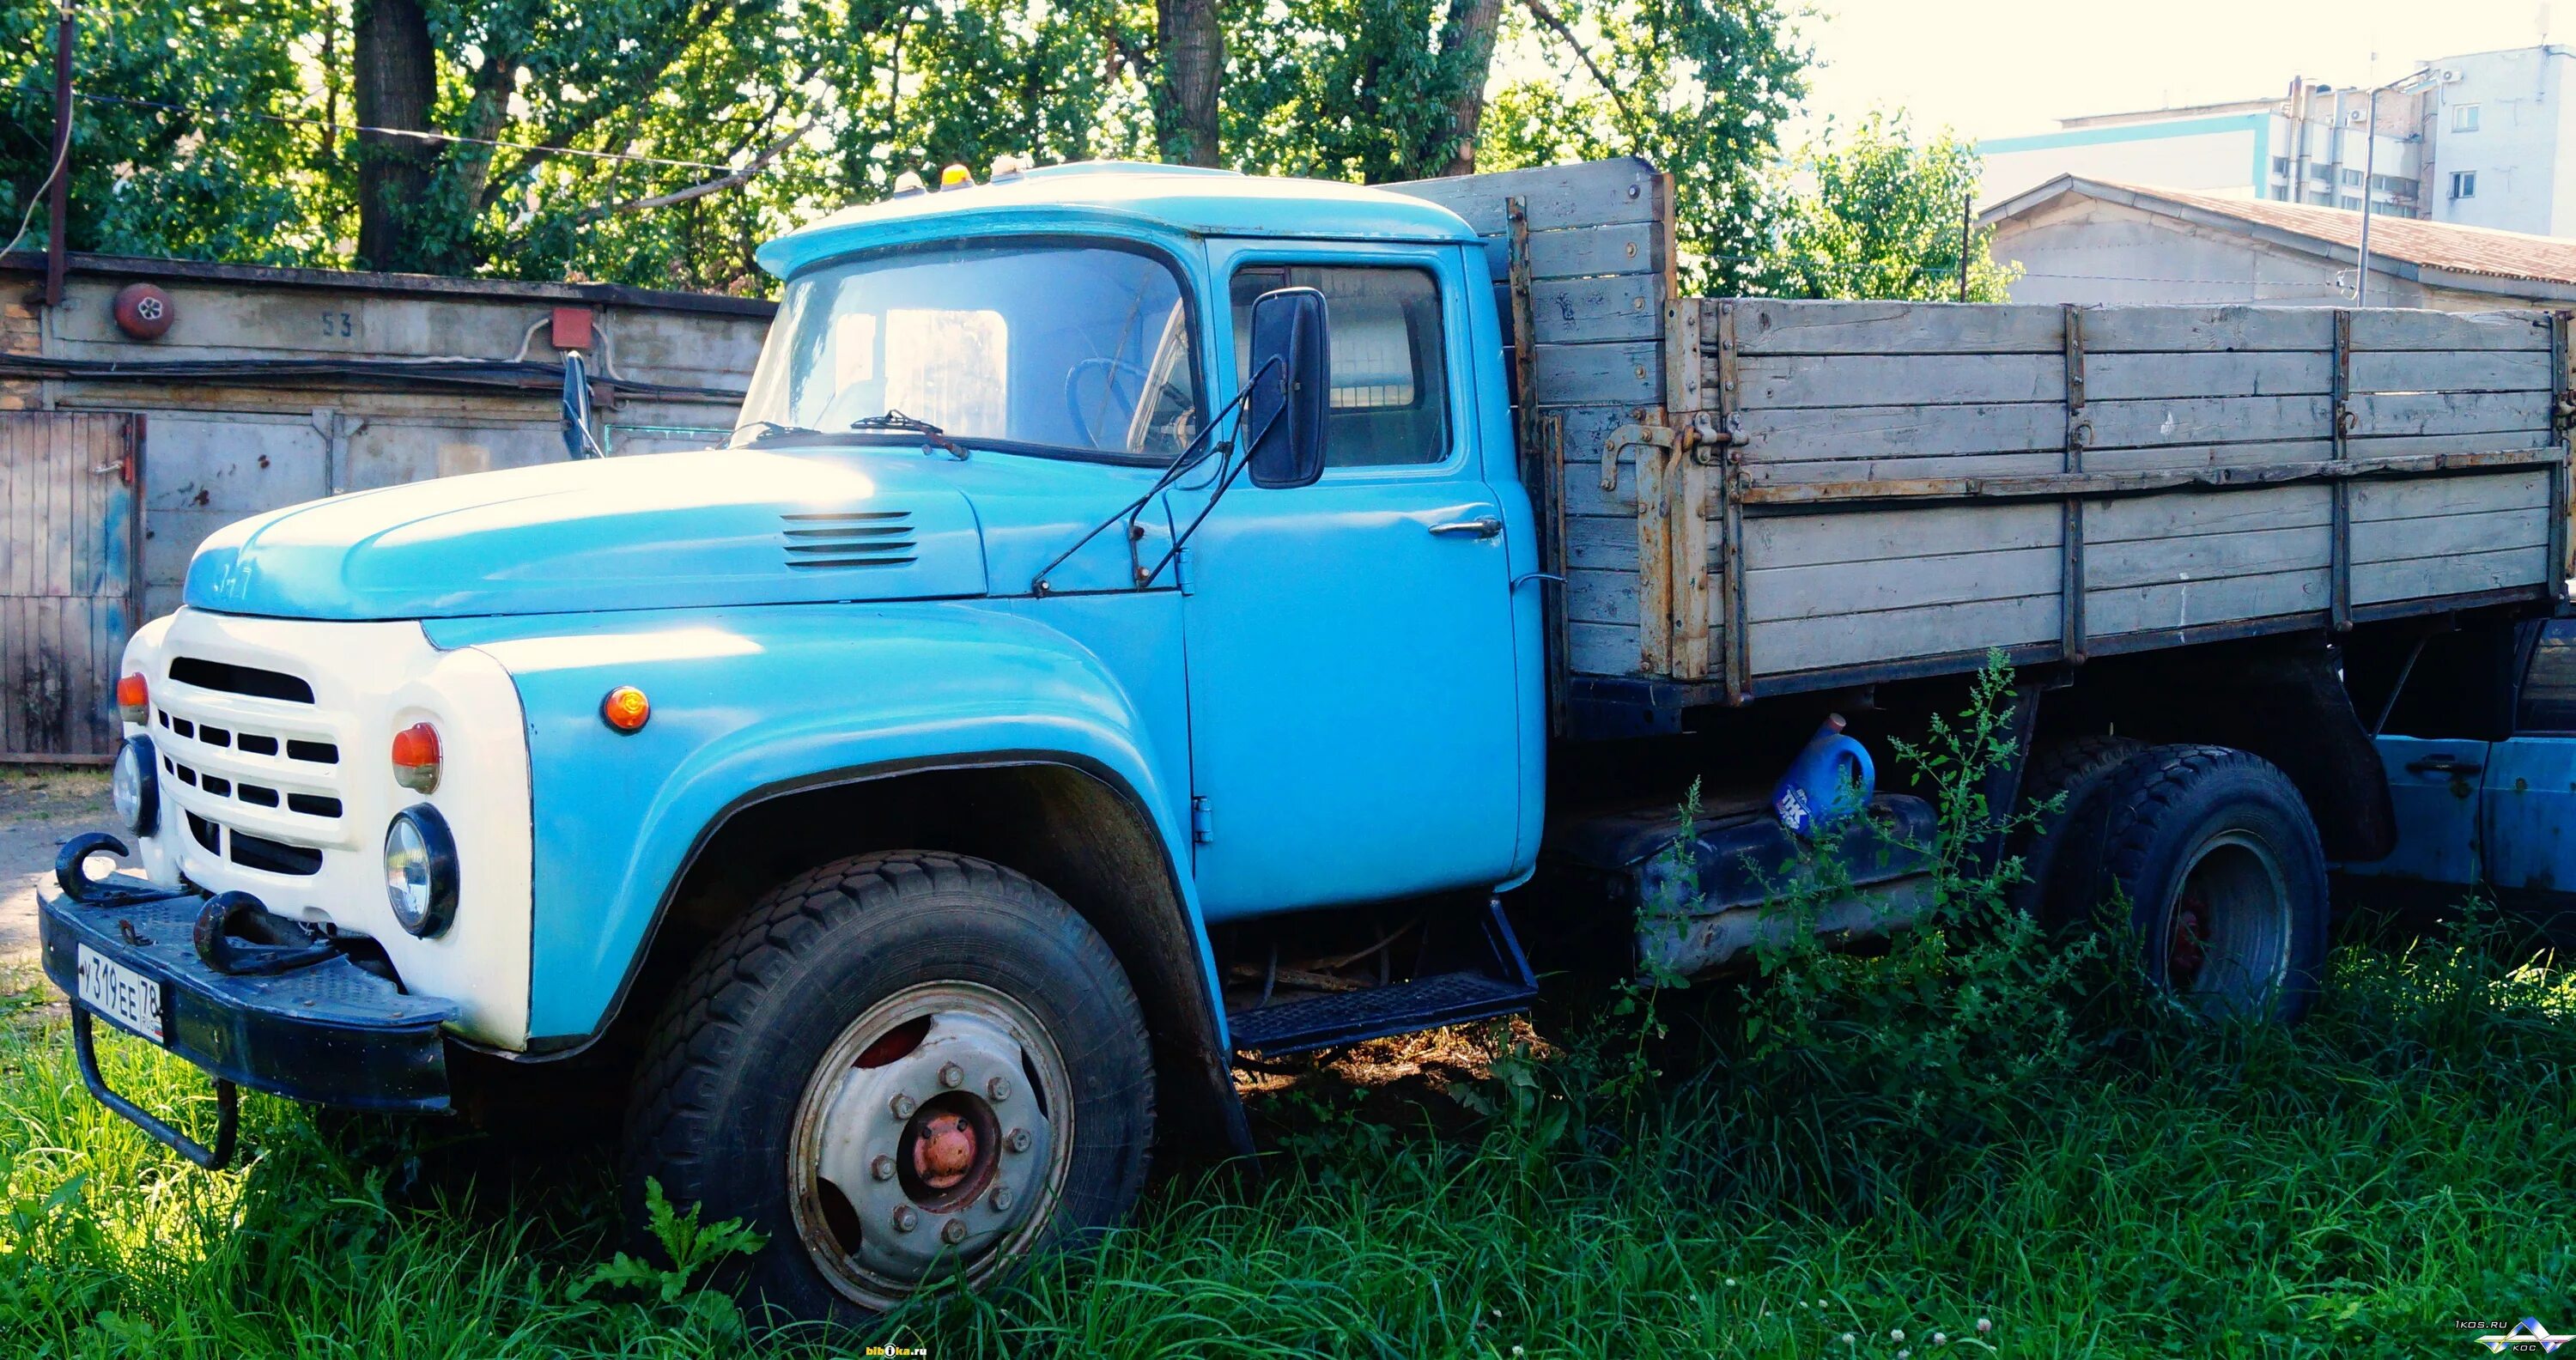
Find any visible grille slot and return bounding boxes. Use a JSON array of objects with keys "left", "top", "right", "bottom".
[
  {"left": 169, "top": 656, "right": 315, "bottom": 704},
  {"left": 781, "top": 511, "right": 917, "bottom": 569},
  {"left": 231, "top": 830, "right": 322, "bottom": 876},
  {"left": 288, "top": 739, "right": 339, "bottom": 764}
]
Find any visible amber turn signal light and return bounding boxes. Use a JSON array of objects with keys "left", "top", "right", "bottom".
[
  {"left": 600, "top": 685, "right": 651, "bottom": 733},
  {"left": 116, "top": 672, "right": 149, "bottom": 724},
  {"left": 391, "top": 721, "right": 441, "bottom": 792}
]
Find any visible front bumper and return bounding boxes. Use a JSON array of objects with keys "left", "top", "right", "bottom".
[{"left": 39, "top": 865, "right": 459, "bottom": 1164}]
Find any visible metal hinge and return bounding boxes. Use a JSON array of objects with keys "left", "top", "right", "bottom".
[{"left": 1190, "top": 796, "right": 1214, "bottom": 845}]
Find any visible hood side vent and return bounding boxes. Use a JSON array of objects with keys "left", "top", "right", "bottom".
[{"left": 782, "top": 510, "right": 919, "bottom": 569}]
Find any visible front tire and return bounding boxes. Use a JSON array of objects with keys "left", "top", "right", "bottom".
[
  {"left": 2088, "top": 745, "right": 2330, "bottom": 1023},
  {"left": 624, "top": 852, "right": 1154, "bottom": 1323}
]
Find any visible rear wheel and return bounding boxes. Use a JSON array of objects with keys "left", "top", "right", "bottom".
[
  {"left": 2089, "top": 745, "right": 2330, "bottom": 1023},
  {"left": 2008, "top": 734, "right": 2149, "bottom": 929},
  {"left": 624, "top": 851, "right": 1154, "bottom": 1322}
]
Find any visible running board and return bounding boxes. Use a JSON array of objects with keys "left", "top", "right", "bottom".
[{"left": 1225, "top": 898, "right": 1538, "bottom": 1056}]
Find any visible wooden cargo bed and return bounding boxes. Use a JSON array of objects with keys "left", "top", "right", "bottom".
[{"left": 1388, "top": 159, "right": 2573, "bottom": 737}]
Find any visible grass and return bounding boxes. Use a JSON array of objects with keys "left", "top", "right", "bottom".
[{"left": 2, "top": 913, "right": 2573, "bottom": 1359}]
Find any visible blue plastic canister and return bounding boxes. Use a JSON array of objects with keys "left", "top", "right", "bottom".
[{"left": 1772, "top": 713, "right": 1874, "bottom": 835}]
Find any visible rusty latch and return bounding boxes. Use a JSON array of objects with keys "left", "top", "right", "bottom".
[{"left": 1604, "top": 418, "right": 1677, "bottom": 493}]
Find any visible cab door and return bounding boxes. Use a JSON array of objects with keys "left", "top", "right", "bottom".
[
  {"left": 2482, "top": 617, "right": 2576, "bottom": 917},
  {"left": 2342, "top": 623, "right": 2523, "bottom": 889},
  {"left": 1172, "top": 244, "right": 1526, "bottom": 920}
]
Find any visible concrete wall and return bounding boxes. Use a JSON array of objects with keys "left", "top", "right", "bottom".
[
  {"left": 2427, "top": 46, "right": 2576, "bottom": 235},
  {"left": 1988, "top": 195, "right": 2537, "bottom": 309},
  {"left": 1982, "top": 117, "right": 2270, "bottom": 203},
  {"left": 1, "top": 256, "right": 772, "bottom": 618}
]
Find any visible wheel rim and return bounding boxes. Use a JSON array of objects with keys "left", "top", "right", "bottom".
[
  {"left": 787, "top": 981, "right": 1073, "bottom": 1309},
  {"left": 2156, "top": 830, "right": 2293, "bottom": 1014}
]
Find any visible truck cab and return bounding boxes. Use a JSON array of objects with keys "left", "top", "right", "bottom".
[{"left": 44, "top": 162, "right": 1550, "bottom": 1321}]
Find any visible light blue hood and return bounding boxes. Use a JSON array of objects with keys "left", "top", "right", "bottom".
[{"left": 184, "top": 448, "right": 990, "bottom": 620}]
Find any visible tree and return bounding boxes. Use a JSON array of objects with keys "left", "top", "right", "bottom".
[
  {"left": 1156, "top": 0, "right": 1221, "bottom": 166},
  {"left": 1, "top": 0, "right": 338, "bottom": 265},
  {"left": 1752, "top": 110, "right": 2017, "bottom": 302}
]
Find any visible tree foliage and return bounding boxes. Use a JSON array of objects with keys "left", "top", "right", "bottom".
[
  {"left": 0, "top": 0, "right": 1995, "bottom": 305},
  {"left": 1753, "top": 109, "right": 2016, "bottom": 302}
]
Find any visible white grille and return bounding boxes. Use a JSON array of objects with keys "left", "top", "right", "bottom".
[{"left": 152, "top": 654, "right": 350, "bottom": 881}]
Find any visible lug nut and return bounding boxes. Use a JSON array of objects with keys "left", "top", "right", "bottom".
[
  {"left": 987, "top": 1075, "right": 1012, "bottom": 1102},
  {"left": 990, "top": 1186, "right": 1014, "bottom": 1213},
  {"left": 871, "top": 1154, "right": 895, "bottom": 1181},
  {"left": 891, "top": 1205, "right": 918, "bottom": 1233},
  {"left": 939, "top": 1062, "right": 965, "bottom": 1089},
  {"left": 940, "top": 1217, "right": 969, "bottom": 1245},
  {"left": 890, "top": 1092, "right": 917, "bottom": 1119},
  {"left": 1005, "top": 1127, "right": 1032, "bottom": 1154}
]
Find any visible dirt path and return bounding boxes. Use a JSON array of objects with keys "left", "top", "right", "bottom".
[{"left": 1, "top": 767, "right": 111, "bottom": 974}]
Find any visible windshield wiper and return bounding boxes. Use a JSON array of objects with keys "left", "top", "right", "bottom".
[
  {"left": 849, "top": 410, "right": 965, "bottom": 458},
  {"left": 726, "top": 419, "right": 820, "bottom": 447}
]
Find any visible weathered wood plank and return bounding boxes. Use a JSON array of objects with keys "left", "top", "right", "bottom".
[
  {"left": 1563, "top": 513, "right": 1643, "bottom": 570},
  {"left": 2083, "top": 486, "right": 2329, "bottom": 543},
  {"left": 2352, "top": 505, "right": 2549, "bottom": 562},
  {"left": 2085, "top": 395, "right": 2333, "bottom": 449},
  {"left": 1747, "top": 546, "right": 2061, "bottom": 623},
  {"left": 2352, "top": 545, "right": 2550, "bottom": 604},
  {"left": 2087, "top": 525, "right": 2332, "bottom": 589},
  {"left": 1473, "top": 223, "right": 1663, "bottom": 283},
  {"left": 1569, "top": 619, "right": 1645, "bottom": 676},
  {"left": 1736, "top": 353, "right": 2061, "bottom": 409},
  {"left": 1528, "top": 276, "right": 1662, "bottom": 343},
  {"left": 1748, "top": 594, "right": 2058, "bottom": 675},
  {"left": 2348, "top": 389, "right": 2552, "bottom": 439},
  {"left": 2345, "top": 309, "right": 2552, "bottom": 353},
  {"left": 1744, "top": 452, "right": 2069, "bottom": 486},
  {"left": 2082, "top": 307, "right": 2333, "bottom": 354},
  {"left": 1732, "top": 300, "right": 2065, "bottom": 355},
  {"left": 1384, "top": 157, "right": 1663, "bottom": 235},
  {"left": 2350, "top": 469, "right": 2551, "bottom": 522},
  {"left": 2083, "top": 439, "right": 2336, "bottom": 474},
  {"left": 2347, "top": 348, "right": 2553, "bottom": 393},
  {"left": 1733, "top": 401, "right": 2063, "bottom": 465},
  {"left": 1534, "top": 341, "right": 1660, "bottom": 407},
  {"left": 1565, "top": 567, "right": 1639, "bottom": 627},
  {"left": 1745, "top": 501, "right": 2061, "bottom": 568},
  {"left": 2087, "top": 567, "right": 2330, "bottom": 636},
  {"left": 2085, "top": 350, "right": 2331, "bottom": 400}
]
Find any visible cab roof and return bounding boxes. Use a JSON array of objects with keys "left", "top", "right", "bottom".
[{"left": 755, "top": 161, "right": 1480, "bottom": 280}]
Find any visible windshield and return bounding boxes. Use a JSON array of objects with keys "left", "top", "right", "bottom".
[{"left": 734, "top": 241, "right": 1203, "bottom": 460}]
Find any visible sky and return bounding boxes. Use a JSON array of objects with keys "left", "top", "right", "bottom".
[{"left": 1791, "top": 0, "right": 2556, "bottom": 143}]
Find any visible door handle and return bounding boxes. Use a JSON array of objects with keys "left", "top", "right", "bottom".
[
  {"left": 1429, "top": 516, "right": 1503, "bottom": 539},
  {"left": 2404, "top": 755, "right": 2483, "bottom": 777}
]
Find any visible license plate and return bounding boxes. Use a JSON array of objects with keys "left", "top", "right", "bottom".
[{"left": 76, "top": 944, "right": 166, "bottom": 1045}]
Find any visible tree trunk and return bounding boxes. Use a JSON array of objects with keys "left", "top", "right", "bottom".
[
  {"left": 1437, "top": 0, "right": 1507, "bottom": 175},
  {"left": 352, "top": 0, "right": 439, "bottom": 271},
  {"left": 1156, "top": 0, "right": 1223, "bottom": 167}
]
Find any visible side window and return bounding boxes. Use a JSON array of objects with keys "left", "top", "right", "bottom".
[
  {"left": 2365, "top": 622, "right": 2521, "bottom": 741},
  {"left": 1230, "top": 264, "right": 1451, "bottom": 468},
  {"left": 2520, "top": 620, "right": 2576, "bottom": 733}
]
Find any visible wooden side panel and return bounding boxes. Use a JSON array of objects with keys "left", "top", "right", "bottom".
[
  {"left": 2348, "top": 470, "right": 2555, "bottom": 605},
  {"left": 2081, "top": 488, "right": 2334, "bottom": 637},
  {"left": 1740, "top": 503, "right": 2063, "bottom": 674},
  {"left": 1, "top": 410, "right": 137, "bottom": 759}
]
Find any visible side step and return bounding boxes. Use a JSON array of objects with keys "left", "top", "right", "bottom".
[{"left": 1225, "top": 898, "right": 1538, "bottom": 1056}]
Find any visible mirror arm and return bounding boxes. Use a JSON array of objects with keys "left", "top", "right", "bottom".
[
  {"left": 1030, "top": 355, "right": 1279, "bottom": 596},
  {"left": 1133, "top": 405, "right": 1279, "bottom": 589}
]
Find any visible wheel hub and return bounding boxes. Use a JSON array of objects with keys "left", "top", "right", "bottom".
[{"left": 792, "top": 988, "right": 1065, "bottom": 1302}]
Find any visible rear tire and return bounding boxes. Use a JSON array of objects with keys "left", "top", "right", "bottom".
[
  {"left": 2009, "top": 734, "right": 2150, "bottom": 929},
  {"left": 623, "top": 851, "right": 1155, "bottom": 1324},
  {"left": 2088, "top": 745, "right": 2330, "bottom": 1023}
]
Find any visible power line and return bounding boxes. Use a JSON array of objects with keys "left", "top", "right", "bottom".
[{"left": 65, "top": 89, "right": 748, "bottom": 173}]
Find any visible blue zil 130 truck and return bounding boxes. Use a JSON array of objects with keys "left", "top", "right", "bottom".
[{"left": 40, "top": 155, "right": 2574, "bottom": 1321}]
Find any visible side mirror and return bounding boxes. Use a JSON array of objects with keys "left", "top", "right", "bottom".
[{"left": 1243, "top": 287, "right": 1328, "bottom": 489}]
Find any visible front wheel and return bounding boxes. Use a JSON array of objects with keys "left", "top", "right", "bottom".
[
  {"left": 623, "top": 852, "right": 1155, "bottom": 1322},
  {"left": 2088, "top": 745, "right": 2330, "bottom": 1023}
]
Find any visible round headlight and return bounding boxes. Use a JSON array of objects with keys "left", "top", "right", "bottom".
[
  {"left": 383, "top": 804, "right": 459, "bottom": 938},
  {"left": 112, "top": 737, "right": 157, "bottom": 835}
]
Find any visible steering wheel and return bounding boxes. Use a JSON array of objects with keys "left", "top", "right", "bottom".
[{"left": 1065, "top": 356, "right": 1193, "bottom": 451}]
